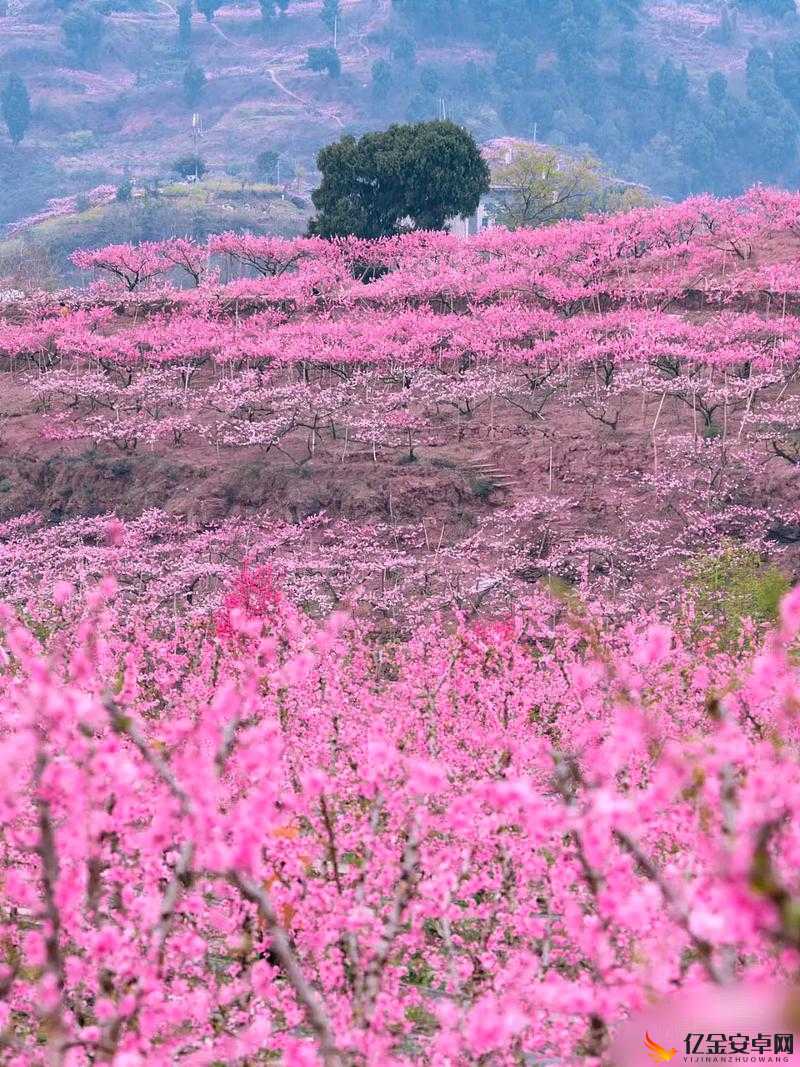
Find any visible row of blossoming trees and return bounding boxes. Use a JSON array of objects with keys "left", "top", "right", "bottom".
[
  {"left": 2, "top": 189, "right": 800, "bottom": 1062},
  {"left": 0, "top": 186, "right": 797, "bottom": 607}
]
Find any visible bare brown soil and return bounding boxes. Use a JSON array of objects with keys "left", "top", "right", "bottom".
[{"left": 0, "top": 365, "right": 798, "bottom": 598}]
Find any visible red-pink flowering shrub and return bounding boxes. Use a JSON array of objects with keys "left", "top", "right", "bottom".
[
  {"left": 215, "top": 563, "right": 283, "bottom": 640},
  {"left": 1, "top": 571, "right": 800, "bottom": 1065}
]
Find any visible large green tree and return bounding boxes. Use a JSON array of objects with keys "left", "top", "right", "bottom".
[
  {"left": 1, "top": 74, "right": 31, "bottom": 145},
  {"left": 308, "top": 120, "right": 490, "bottom": 239}
]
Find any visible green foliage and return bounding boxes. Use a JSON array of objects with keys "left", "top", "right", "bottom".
[
  {"left": 62, "top": 7, "right": 105, "bottom": 66},
  {"left": 183, "top": 63, "right": 206, "bottom": 107},
  {"left": 493, "top": 144, "right": 604, "bottom": 229},
  {"left": 62, "top": 129, "right": 95, "bottom": 152},
  {"left": 321, "top": 0, "right": 339, "bottom": 32},
  {"left": 258, "top": 0, "right": 278, "bottom": 24},
  {"left": 254, "top": 148, "right": 279, "bottom": 180},
  {"left": 737, "top": 0, "right": 794, "bottom": 15},
  {"left": 386, "top": 0, "right": 800, "bottom": 200},
  {"left": 472, "top": 477, "right": 499, "bottom": 499},
  {"left": 308, "top": 120, "right": 490, "bottom": 238},
  {"left": 0, "top": 182, "right": 309, "bottom": 287},
  {"left": 172, "top": 154, "right": 207, "bottom": 179},
  {"left": 419, "top": 65, "right": 441, "bottom": 95},
  {"left": 460, "top": 60, "right": 487, "bottom": 98},
  {"left": 394, "top": 0, "right": 640, "bottom": 40},
  {"left": 177, "top": 0, "right": 192, "bottom": 54},
  {"left": 371, "top": 58, "right": 392, "bottom": 102},
  {"left": 389, "top": 32, "right": 416, "bottom": 66},
  {"left": 709, "top": 8, "right": 737, "bottom": 44},
  {"left": 1, "top": 74, "right": 31, "bottom": 146},
  {"left": 306, "top": 46, "right": 341, "bottom": 78},
  {"left": 115, "top": 178, "right": 133, "bottom": 202},
  {"left": 196, "top": 0, "right": 222, "bottom": 21},
  {"left": 690, "top": 545, "right": 790, "bottom": 643},
  {"left": 708, "top": 71, "right": 728, "bottom": 107}
]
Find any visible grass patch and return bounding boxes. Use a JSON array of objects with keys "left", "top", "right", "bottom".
[
  {"left": 689, "top": 543, "right": 790, "bottom": 645},
  {"left": 472, "top": 476, "right": 499, "bottom": 498}
]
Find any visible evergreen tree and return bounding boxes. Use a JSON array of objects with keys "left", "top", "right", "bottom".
[
  {"left": 371, "top": 59, "right": 393, "bottom": 103},
  {"left": 618, "top": 38, "right": 643, "bottom": 90},
  {"left": 419, "top": 66, "right": 441, "bottom": 96},
  {"left": 460, "top": 60, "right": 487, "bottom": 98},
  {"left": 254, "top": 148, "right": 279, "bottom": 180},
  {"left": 773, "top": 40, "right": 800, "bottom": 110},
  {"left": 390, "top": 32, "right": 416, "bottom": 67},
  {"left": 321, "top": 0, "right": 339, "bottom": 32},
  {"left": 62, "top": 8, "right": 105, "bottom": 66},
  {"left": 196, "top": 0, "right": 223, "bottom": 22},
  {"left": 259, "top": 0, "right": 277, "bottom": 24},
  {"left": 708, "top": 71, "right": 728, "bottom": 107},
  {"left": 656, "top": 58, "right": 689, "bottom": 120},
  {"left": 183, "top": 63, "right": 206, "bottom": 107},
  {"left": 1, "top": 73, "right": 31, "bottom": 146},
  {"left": 494, "top": 36, "right": 536, "bottom": 94},
  {"left": 709, "top": 8, "right": 736, "bottom": 44},
  {"left": 177, "top": 0, "right": 192, "bottom": 54},
  {"left": 173, "top": 154, "right": 207, "bottom": 179}
]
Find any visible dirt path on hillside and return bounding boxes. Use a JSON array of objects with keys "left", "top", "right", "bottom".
[
  {"left": 267, "top": 66, "right": 345, "bottom": 128},
  {"left": 155, "top": 0, "right": 237, "bottom": 45},
  {"left": 151, "top": 0, "right": 351, "bottom": 130}
]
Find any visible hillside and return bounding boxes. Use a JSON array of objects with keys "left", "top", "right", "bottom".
[
  {"left": 2, "top": 0, "right": 800, "bottom": 231},
  {"left": 0, "top": 177, "right": 310, "bottom": 286},
  {"left": 4, "top": 189, "right": 800, "bottom": 1066},
  {"left": 0, "top": 188, "right": 799, "bottom": 620}
]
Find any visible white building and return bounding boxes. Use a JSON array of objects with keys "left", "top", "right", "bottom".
[{"left": 447, "top": 198, "right": 491, "bottom": 238}]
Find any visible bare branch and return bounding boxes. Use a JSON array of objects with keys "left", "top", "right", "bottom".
[
  {"left": 362, "top": 820, "right": 421, "bottom": 1023},
  {"left": 228, "top": 871, "right": 342, "bottom": 1066}
]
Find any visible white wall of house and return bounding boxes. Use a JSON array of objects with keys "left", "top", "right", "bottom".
[{"left": 448, "top": 197, "right": 490, "bottom": 238}]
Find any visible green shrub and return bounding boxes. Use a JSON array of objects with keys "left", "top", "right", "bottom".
[
  {"left": 62, "top": 129, "right": 96, "bottom": 152},
  {"left": 172, "top": 155, "right": 206, "bottom": 179},
  {"left": 689, "top": 544, "right": 790, "bottom": 643},
  {"left": 472, "top": 476, "right": 498, "bottom": 498}
]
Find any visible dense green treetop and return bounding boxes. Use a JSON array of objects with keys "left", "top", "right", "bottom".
[{"left": 308, "top": 120, "right": 490, "bottom": 239}]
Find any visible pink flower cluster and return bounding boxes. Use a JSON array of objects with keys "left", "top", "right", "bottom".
[{"left": 1, "top": 568, "right": 800, "bottom": 1064}]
